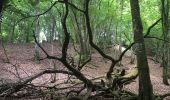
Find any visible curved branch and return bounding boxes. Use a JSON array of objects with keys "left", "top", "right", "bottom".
[
  {"left": 84, "top": 0, "right": 115, "bottom": 62},
  {"left": 59, "top": 0, "right": 94, "bottom": 88}
]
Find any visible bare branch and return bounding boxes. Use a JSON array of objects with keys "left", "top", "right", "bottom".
[{"left": 144, "top": 18, "right": 162, "bottom": 38}]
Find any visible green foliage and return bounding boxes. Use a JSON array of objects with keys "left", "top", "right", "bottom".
[{"left": 0, "top": 0, "right": 165, "bottom": 52}]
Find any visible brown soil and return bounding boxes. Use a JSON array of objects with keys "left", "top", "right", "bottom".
[{"left": 0, "top": 43, "right": 170, "bottom": 99}]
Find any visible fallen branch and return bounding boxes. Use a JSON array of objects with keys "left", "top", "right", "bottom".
[
  {"left": 156, "top": 93, "right": 170, "bottom": 99},
  {"left": 0, "top": 69, "right": 73, "bottom": 96}
]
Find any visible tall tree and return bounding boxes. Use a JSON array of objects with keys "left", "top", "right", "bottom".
[
  {"left": 130, "top": 0, "right": 154, "bottom": 100},
  {"left": 161, "top": 0, "right": 169, "bottom": 85}
]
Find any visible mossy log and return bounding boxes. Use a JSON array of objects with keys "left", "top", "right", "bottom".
[{"left": 120, "top": 66, "right": 138, "bottom": 84}]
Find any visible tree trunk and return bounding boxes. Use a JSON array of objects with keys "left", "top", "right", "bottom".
[
  {"left": 161, "top": 0, "right": 169, "bottom": 85},
  {"left": 26, "top": 29, "right": 30, "bottom": 43},
  {"left": 0, "top": 0, "right": 3, "bottom": 13},
  {"left": 130, "top": 0, "right": 154, "bottom": 100},
  {"left": 34, "top": 19, "right": 40, "bottom": 63}
]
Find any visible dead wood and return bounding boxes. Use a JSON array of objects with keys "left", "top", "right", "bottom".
[{"left": 0, "top": 69, "right": 73, "bottom": 96}]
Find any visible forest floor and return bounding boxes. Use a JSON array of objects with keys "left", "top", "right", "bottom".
[{"left": 0, "top": 43, "right": 170, "bottom": 99}]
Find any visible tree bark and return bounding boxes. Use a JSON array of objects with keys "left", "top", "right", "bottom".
[{"left": 130, "top": 0, "right": 154, "bottom": 100}]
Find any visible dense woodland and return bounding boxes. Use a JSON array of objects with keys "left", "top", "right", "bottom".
[{"left": 0, "top": 0, "right": 170, "bottom": 100}]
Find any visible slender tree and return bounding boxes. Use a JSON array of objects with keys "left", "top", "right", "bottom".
[
  {"left": 70, "top": 1, "right": 90, "bottom": 69},
  {"left": 130, "top": 0, "right": 154, "bottom": 100}
]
